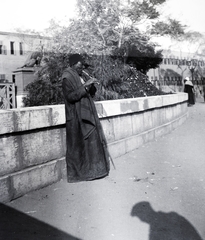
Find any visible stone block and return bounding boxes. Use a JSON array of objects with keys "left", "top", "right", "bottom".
[
  {"left": 133, "top": 97, "right": 147, "bottom": 112},
  {"left": 161, "top": 93, "right": 182, "bottom": 106},
  {"left": 147, "top": 95, "right": 163, "bottom": 109},
  {"left": 100, "top": 118, "right": 115, "bottom": 143},
  {"left": 0, "top": 135, "right": 21, "bottom": 176},
  {"left": 108, "top": 140, "right": 126, "bottom": 159},
  {"left": 13, "top": 107, "right": 51, "bottom": 131},
  {"left": 120, "top": 98, "right": 140, "bottom": 114},
  {"left": 21, "top": 129, "right": 64, "bottom": 167},
  {"left": 0, "top": 110, "right": 14, "bottom": 134},
  {"left": 0, "top": 176, "right": 11, "bottom": 202},
  {"left": 167, "top": 107, "right": 175, "bottom": 122},
  {"left": 151, "top": 109, "right": 162, "bottom": 128},
  {"left": 143, "top": 130, "right": 155, "bottom": 143},
  {"left": 95, "top": 100, "right": 122, "bottom": 117},
  {"left": 60, "top": 127, "right": 67, "bottom": 155},
  {"left": 113, "top": 115, "right": 133, "bottom": 141},
  {"left": 159, "top": 108, "right": 167, "bottom": 125},
  {"left": 131, "top": 113, "right": 144, "bottom": 135},
  {"left": 49, "top": 104, "right": 65, "bottom": 125},
  {"left": 143, "top": 111, "right": 153, "bottom": 131},
  {"left": 11, "top": 160, "right": 62, "bottom": 199},
  {"left": 142, "top": 96, "right": 163, "bottom": 110}
]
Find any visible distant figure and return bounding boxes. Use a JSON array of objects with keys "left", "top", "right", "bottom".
[
  {"left": 184, "top": 77, "right": 195, "bottom": 106},
  {"left": 203, "top": 85, "right": 205, "bottom": 103},
  {"left": 131, "top": 201, "right": 203, "bottom": 240},
  {"left": 61, "top": 53, "right": 110, "bottom": 182},
  {"left": 19, "top": 51, "right": 43, "bottom": 68}
]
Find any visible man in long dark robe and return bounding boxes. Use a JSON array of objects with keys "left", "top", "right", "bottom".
[
  {"left": 62, "top": 54, "right": 110, "bottom": 182},
  {"left": 184, "top": 77, "right": 195, "bottom": 106}
]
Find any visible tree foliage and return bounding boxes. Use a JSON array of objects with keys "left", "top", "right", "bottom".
[
  {"left": 151, "top": 18, "right": 186, "bottom": 38},
  {"left": 23, "top": 0, "right": 185, "bottom": 106},
  {"left": 23, "top": 50, "right": 68, "bottom": 106}
]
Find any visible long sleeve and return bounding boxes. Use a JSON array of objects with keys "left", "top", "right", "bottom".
[{"left": 62, "top": 70, "right": 87, "bottom": 103}]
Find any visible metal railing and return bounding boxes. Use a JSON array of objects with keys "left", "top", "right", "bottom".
[{"left": 0, "top": 83, "right": 16, "bottom": 109}]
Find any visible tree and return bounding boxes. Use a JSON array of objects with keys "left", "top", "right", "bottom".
[
  {"left": 23, "top": 0, "right": 186, "bottom": 106},
  {"left": 49, "top": 0, "right": 169, "bottom": 74},
  {"left": 126, "top": 44, "right": 163, "bottom": 74},
  {"left": 23, "top": 50, "right": 67, "bottom": 106},
  {"left": 151, "top": 18, "right": 185, "bottom": 39}
]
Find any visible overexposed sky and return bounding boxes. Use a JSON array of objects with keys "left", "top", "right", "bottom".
[
  {"left": 0, "top": 0, "right": 77, "bottom": 32},
  {"left": 163, "top": 0, "right": 205, "bottom": 33},
  {"left": 0, "top": 0, "right": 204, "bottom": 33}
]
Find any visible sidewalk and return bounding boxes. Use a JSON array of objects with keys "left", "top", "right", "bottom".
[{"left": 2, "top": 98, "right": 205, "bottom": 240}]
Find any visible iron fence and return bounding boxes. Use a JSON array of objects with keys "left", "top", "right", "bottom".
[{"left": 0, "top": 83, "right": 16, "bottom": 109}]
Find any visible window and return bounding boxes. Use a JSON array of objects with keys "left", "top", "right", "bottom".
[
  {"left": 0, "top": 44, "right": 7, "bottom": 55},
  {"left": 10, "top": 41, "right": 15, "bottom": 55},
  {"left": 12, "top": 75, "right": 15, "bottom": 83},
  {"left": 0, "top": 74, "right": 5, "bottom": 82},
  {"left": 19, "top": 42, "right": 23, "bottom": 55},
  {"left": 0, "top": 40, "right": 2, "bottom": 54}
]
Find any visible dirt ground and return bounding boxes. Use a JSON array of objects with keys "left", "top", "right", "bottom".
[{"left": 1, "top": 98, "right": 205, "bottom": 240}]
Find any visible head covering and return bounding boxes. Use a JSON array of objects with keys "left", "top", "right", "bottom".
[
  {"left": 69, "top": 54, "right": 83, "bottom": 66},
  {"left": 184, "top": 77, "right": 193, "bottom": 86}
]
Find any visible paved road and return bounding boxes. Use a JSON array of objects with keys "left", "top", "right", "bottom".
[{"left": 2, "top": 98, "right": 205, "bottom": 240}]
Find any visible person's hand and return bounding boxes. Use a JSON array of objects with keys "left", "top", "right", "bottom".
[{"left": 84, "top": 78, "right": 99, "bottom": 87}]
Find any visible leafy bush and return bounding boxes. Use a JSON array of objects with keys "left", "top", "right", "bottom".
[{"left": 23, "top": 53, "right": 166, "bottom": 107}]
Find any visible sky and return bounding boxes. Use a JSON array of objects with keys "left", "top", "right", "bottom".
[
  {"left": 0, "top": 0, "right": 204, "bottom": 33},
  {"left": 0, "top": 0, "right": 77, "bottom": 32},
  {"left": 162, "top": 0, "right": 205, "bottom": 33}
]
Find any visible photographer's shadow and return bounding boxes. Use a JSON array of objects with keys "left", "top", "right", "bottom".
[{"left": 131, "top": 201, "right": 203, "bottom": 240}]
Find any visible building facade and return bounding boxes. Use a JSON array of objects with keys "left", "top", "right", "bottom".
[
  {"left": 147, "top": 50, "right": 205, "bottom": 90},
  {"left": 0, "top": 31, "right": 51, "bottom": 83}
]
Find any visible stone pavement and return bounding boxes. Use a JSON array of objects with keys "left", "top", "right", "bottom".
[{"left": 1, "top": 98, "right": 205, "bottom": 240}]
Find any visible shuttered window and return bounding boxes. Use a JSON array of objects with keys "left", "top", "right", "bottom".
[
  {"left": 19, "top": 42, "right": 23, "bottom": 55},
  {"left": 10, "top": 41, "right": 15, "bottom": 55}
]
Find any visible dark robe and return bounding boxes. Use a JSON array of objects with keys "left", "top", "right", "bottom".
[
  {"left": 184, "top": 83, "right": 195, "bottom": 105},
  {"left": 62, "top": 67, "right": 110, "bottom": 182}
]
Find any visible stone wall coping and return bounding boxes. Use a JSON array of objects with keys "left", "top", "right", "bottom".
[
  {"left": 0, "top": 93, "right": 187, "bottom": 135},
  {"left": 95, "top": 93, "right": 187, "bottom": 118}
]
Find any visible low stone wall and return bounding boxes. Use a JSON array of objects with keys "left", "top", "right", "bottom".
[{"left": 0, "top": 93, "right": 188, "bottom": 202}]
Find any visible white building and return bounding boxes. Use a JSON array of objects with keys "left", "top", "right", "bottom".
[
  {"left": 0, "top": 31, "right": 51, "bottom": 83},
  {"left": 147, "top": 49, "right": 205, "bottom": 91}
]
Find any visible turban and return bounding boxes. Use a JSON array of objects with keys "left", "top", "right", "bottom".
[{"left": 69, "top": 54, "right": 83, "bottom": 66}]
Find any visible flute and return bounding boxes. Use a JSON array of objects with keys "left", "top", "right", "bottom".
[{"left": 82, "top": 70, "right": 100, "bottom": 85}]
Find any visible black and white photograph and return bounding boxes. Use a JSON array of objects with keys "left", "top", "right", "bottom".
[{"left": 0, "top": 0, "right": 205, "bottom": 239}]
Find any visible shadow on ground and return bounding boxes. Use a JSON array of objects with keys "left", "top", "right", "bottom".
[
  {"left": 0, "top": 203, "right": 81, "bottom": 240},
  {"left": 131, "top": 201, "right": 203, "bottom": 240}
]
